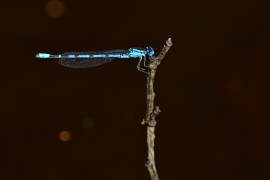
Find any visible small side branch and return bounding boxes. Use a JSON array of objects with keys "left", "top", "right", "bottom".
[{"left": 142, "top": 38, "right": 173, "bottom": 180}]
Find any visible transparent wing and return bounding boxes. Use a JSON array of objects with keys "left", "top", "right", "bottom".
[
  {"left": 59, "top": 57, "right": 116, "bottom": 68},
  {"left": 59, "top": 49, "right": 127, "bottom": 68}
]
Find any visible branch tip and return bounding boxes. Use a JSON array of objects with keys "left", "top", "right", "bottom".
[
  {"left": 166, "top": 38, "right": 173, "bottom": 46},
  {"left": 141, "top": 119, "right": 146, "bottom": 125}
]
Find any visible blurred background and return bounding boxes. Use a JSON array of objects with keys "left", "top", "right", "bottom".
[{"left": 0, "top": 0, "right": 269, "bottom": 179}]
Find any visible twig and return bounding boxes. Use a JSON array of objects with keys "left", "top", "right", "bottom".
[{"left": 142, "top": 38, "right": 173, "bottom": 180}]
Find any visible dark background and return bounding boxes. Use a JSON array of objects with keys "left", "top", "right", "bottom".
[{"left": 0, "top": 0, "right": 269, "bottom": 179}]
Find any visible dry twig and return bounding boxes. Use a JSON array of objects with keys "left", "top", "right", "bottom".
[{"left": 142, "top": 38, "right": 173, "bottom": 180}]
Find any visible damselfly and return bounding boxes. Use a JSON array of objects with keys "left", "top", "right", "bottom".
[{"left": 36, "top": 46, "right": 154, "bottom": 73}]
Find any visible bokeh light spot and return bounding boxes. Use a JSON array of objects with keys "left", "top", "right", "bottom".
[
  {"left": 59, "top": 130, "right": 71, "bottom": 142},
  {"left": 123, "top": 110, "right": 134, "bottom": 122},
  {"left": 45, "top": 0, "right": 64, "bottom": 18},
  {"left": 82, "top": 118, "right": 94, "bottom": 129}
]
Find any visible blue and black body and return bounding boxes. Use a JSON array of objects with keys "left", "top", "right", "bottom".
[{"left": 36, "top": 46, "right": 154, "bottom": 73}]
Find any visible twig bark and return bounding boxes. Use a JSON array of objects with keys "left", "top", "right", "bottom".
[{"left": 142, "top": 38, "right": 173, "bottom": 180}]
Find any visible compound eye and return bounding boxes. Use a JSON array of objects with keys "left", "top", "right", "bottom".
[{"left": 146, "top": 46, "right": 154, "bottom": 56}]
